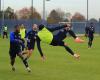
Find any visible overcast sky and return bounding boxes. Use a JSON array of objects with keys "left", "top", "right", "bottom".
[{"left": 1, "top": 0, "right": 100, "bottom": 20}]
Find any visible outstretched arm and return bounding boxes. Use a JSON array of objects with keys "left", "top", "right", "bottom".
[
  {"left": 36, "top": 36, "right": 44, "bottom": 57},
  {"left": 66, "top": 29, "right": 84, "bottom": 43},
  {"left": 47, "top": 25, "right": 67, "bottom": 32},
  {"left": 36, "top": 36, "right": 46, "bottom": 61},
  {"left": 67, "top": 29, "right": 77, "bottom": 39}
]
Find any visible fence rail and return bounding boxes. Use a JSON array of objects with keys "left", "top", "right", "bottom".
[{"left": 0, "top": 19, "right": 100, "bottom": 35}]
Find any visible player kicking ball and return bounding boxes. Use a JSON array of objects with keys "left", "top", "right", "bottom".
[
  {"left": 37, "top": 24, "right": 84, "bottom": 60},
  {"left": 9, "top": 25, "right": 31, "bottom": 72}
]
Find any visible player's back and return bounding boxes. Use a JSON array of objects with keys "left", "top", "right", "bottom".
[{"left": 54, "top": 29, "right": 67, "bottom": 41}]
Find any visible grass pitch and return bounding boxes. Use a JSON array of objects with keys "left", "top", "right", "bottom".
[{"left": 0, "top": 37, "right": 100, "bottom": 80}]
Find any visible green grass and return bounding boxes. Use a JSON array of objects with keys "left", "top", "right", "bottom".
[{"left": 0, "top": 37, "right": 100, "bottom": 80}]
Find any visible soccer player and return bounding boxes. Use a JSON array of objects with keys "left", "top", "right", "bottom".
[
  {"left": 9, "top": 25, "right": 31, "bottom": 72},
  {"left": 85, "top": 22, "right": 95, "bottom": 48},
  {"left": 24, "top": 24, "right": 45, "bottom": 60},
  {"left": 20, "top": 24, "right": 27, "bottom": 51},
  {"left": 36, "top": 24, "right": 84, "bottom": 60},
  {"left": 3, "top": 25, "right": 8, "bottom": 39}
]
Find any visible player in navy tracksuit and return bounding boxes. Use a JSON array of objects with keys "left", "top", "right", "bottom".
[
  {"left": 85, "top": 23, "right": 95, "bottom": 48},
  {"left": 25, "top": 24, "right": 44, "bottom": 60},
  {"left": 9, "top": 25, "right": 31, "bottom": 72}
]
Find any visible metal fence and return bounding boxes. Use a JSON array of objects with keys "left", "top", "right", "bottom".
[{"left": 0, "top": 19, "right": 100, "bottom": 35}]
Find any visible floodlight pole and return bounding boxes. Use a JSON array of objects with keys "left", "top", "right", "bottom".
[
  {"left": 31, "top": 0, "right": 33, "bottom": 24},
  {"left": 87, "top": 0, "right": 89, "bottom": 22},
  {"left": 0, "top": 0, "right": 1, "bottom": 36},
  {"left": 0, "top": 0, "right": 1, "bottom": 11},
  {"left": 43, "top": 0, "right": 50, "bottom": 21},
  {"left": 43, "top": 0, "right": 46, "bottom": 20},
  {"left": 2, "top": 0, "right": 4, "bottom": 26},
  {"left": 31, "top": 0, "right": 33, "bottom": 14},
  {"left": 85, "top": 0, "right": 89, "bottom": 27}
]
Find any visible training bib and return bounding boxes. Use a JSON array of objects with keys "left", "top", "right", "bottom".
[{"left": 38, "top": 27, "right": 53, "bottom": 44}]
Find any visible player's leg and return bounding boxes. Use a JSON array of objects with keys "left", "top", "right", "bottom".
[
  {"left": 3, "top": 32, "right": 5, "bottom": 39},
  {"left": 88, "top": 36, "right": 93, "bottom": 48},
  {"left": 51, "top": 40, "right": 80, "bottom": 59},
  {"left": 91, "top": 36, "right": 94, "bottom": 47},
  {"left": 88, "top": 37, "right": 90, "bottom": 48},
  {"left": 63, "top": 43, "right": 74, "bottom": 55},
  {"left": 10, "top": 58, "right": 16, "bottom": 71},
  {"left": 88, "top": 36, "right": 94, "bottom": 48},
  {"left": 63, "top": 43, "right": 80, "bottom": 59},
  {"left": 6, "top": 32, "right": 8, "bottom": 39},
  {"left": 27, "top": 49, "right": 33, "bottom": 58},
  {"left": 23, "top": 41, "right": 35, "bottom": 60},
  {"left": 18, "top": 52, "right": 31, "bottom": 72},
  {"left": 5, "top": 32, "right": 7, "bottom": 39},
  {"left": 21, "top": 49, "right": 33, "bottom": 60},
  {"left": 9, "top": 50, "right": 16, "bottom": 71}
]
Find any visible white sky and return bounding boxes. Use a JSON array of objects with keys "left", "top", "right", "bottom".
[{"left": 1, "top": 0, "right": 100, "bottom": 20}]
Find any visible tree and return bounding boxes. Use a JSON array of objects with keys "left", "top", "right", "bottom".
[
  {"left": 29, "top": 7, "right": 41, "bottom": 20},
  {"left": 16, "top": 7, "right": 30, "bottom": 19},
  {"left": 4, "top": 7, "right": 17, "bottom": 19},
  {"left": 0, "top": 11, "right": 3, "bottom": 19},
  {"left": 56, "top": 8, "right": 65, "bottom": 21},
  {"left": 47, "top": 9, "right": 59, "bottom": 24},
  {"left": 16, "top": 7, "right": 41, "bottom": 20},
  {"left": 72, "top": 12, "right": 86, "bottom": 21},
  {"left": 65, "top": 12, "right": 72, "bottom": 22},
  {"left": 47, "top": 9, "right": 65, "bottom": 24}
]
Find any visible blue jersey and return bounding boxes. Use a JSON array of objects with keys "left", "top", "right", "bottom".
[
  {"left": 9, "top": 32, "right": 22, "bottom": 56},
  {"left": 10, "top": 32, "right": 21, "bottom": 42},
  {"left": 10, "top": 32, "right": 22, "bottom": 48}
]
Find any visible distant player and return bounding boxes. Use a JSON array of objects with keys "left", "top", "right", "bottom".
[
  {"left": 85, "top": 22, "right": 95, "bottom": 48},
  {"left": 9, "top": 25, "right": 31, "bottom": 72},
  {"left": 24, "top": 24, "right": 45, "bottom": 60},
  {"left": 3, "top": 25, "right": 8, "bottom": 39}
]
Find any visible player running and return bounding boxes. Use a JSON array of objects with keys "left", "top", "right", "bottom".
[
  {"left": 85, "top": 22, "right": 95, "bottom": 48},
  {"left": 9, "top": 25, "right": 31, "bottom": 72}
]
